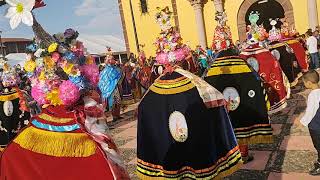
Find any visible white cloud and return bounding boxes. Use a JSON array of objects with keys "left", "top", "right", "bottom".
[
  {"left": 74, "top": 0, "right": 116, "bottom": 16},
  {"left": 74, "top": 0, "right": 123, "bottom": 40}
]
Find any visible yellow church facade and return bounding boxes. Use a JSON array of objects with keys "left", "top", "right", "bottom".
[{"left": 118, "top": 0, "right": 320, "bottom": 57}]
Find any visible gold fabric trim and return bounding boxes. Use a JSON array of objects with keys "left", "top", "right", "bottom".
[
  {"left": 150, "top": 82, "right": 195, "bottom": 95},
  {"left": 285, "top": 39, "right": 298, "bottom": 45},
  {"left": 14, "top": 126, "right": 97, "bottom": 157},
  {"left": 207, "top": 65, "right": 252, "bottom": 76},
  {"left": 237, "top": 135, "right": 273, "bottom": 145},
  {"left": 269, "top": 43, "right": 285, "bottom": 49},
  {"left": 0, "top": 92, "right": 19, "bottom": 101},
  {"left": 153, "top": 78, "right": 191, "bottom": 88},
  {"left": 137, "top": 148, "right": 242, "bottom": 179},
  {"left": 37, "top": 113, "right": 74, "bottom": 123}
]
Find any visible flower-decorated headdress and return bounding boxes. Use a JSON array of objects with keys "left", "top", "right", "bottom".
[
  {"left": 268, "top": 18, "right": 282, "bottom": 42},
  {"left": 24, "top": 28, "right": 100, "bottom": 107},
  {"left": 0, "top": 61, "right": 20, "bottom": 88},
  {"left": 246, "top": 11, "right": 269, "bottom": 45},
  {"left": 280, "top": 17, "right": 297, "bottom": 39},
  {"left": 212, "top": 11, "right": 233, "bottom": 51},
  {"left": 104, "top": 46, "right": 118, "bottom": 66},
  {"left": 155, "top": 6, "right": 172, "bottom": 32},
  {"left": 154, "top": 6, "right": 190, "bottom": 65}
]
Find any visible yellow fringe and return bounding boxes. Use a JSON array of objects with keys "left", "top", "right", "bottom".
[
  {"left": 38, "top": 113, "right": 74, "bottom": 123},
  {"left": 149, "top": 83, "right": 195, "bottom": 95},
  {"left": 237, "top": 135, "right": 274, "bottom": 145},
  {"left": 0, "top": 92, "right": 19, "bottom": 101},
  {"left": 207, "top": 65, "right": 252, "bottom": 76},
  {"left": 14, "top": 126, "right": 97, "bottom": 157}
]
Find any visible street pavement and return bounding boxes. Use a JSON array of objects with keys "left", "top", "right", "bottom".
[{"left": 110, "top": 80, "right": 319, "bottom": 180}]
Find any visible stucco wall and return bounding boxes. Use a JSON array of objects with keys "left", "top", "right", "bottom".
[{"left": 121, "top": 0, "right": 320, "bottom": 56}]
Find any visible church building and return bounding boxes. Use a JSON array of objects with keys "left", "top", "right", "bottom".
[{"left": 118, "top": 0, "right": 320, "bottom": 57}]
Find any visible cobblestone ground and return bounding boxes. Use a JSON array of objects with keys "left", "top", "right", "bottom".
[{"left": 109, "top": 80, "right": 319, "bottom": 180}]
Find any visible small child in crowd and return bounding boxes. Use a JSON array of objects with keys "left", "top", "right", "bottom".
[{"left": 300, "top": 70, "right": 320, "bottom": 176}]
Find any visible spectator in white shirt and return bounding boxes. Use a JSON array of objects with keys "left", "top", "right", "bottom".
[
  {"left": 299, "top": 70, "right": 320, "bottom": 175},
  {"left": 306, "top": 31, "right": 319, "bottom": 69}
]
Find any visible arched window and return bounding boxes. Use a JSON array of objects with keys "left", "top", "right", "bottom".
[{"left": 140, "top": 0, "right": 148, "bottom": 13}]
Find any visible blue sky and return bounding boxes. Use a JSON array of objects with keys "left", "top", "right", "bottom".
[{"left": 0, "top": 0, "right": 123, "bottom": 39}]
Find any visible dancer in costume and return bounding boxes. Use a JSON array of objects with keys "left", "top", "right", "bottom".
[
  {"left": 137, "top": 7, "right": 242, "bottom": 179},
  {"left": 268, "top": 18, "right": 302, "bottom": 86},
  {"left": 121, "top": 61, "right": 135, "bottom": 105},
  {"left": 205, "top": 11, "right": 273, "bottom": 164},
  {"left": 0, "top": 61, "right": 31, "bottom": 151},
  {"left": 280, "top": 18, "right": 309, "bottom": 72},
  {"left": 0, "top": 2, "right": 129, "bottom": 179},
  {"left": 105, "top": 48, "right": 123, "bottom": 121},
  {"left": 133, "top": 49, "right": 152, "bottom": 90},
  {"left": 240, "top": 12, "right": 290, "bottom": 114}
]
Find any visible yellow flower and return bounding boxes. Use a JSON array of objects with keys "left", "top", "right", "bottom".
[
  {"left": 44, "top": 56, "right": 55, "bottom": 69},
  {"left": 24, "top": 60, "right": 36, "bottom": 72},
  {"left": 39, "top": 71, "right": 45, "bottom": 81},
  {"left": 253, "top": 33, "right": 260, "bottom": 40},
  {"left": 86, "top": 56, "right": 94, "bottom": 65},
  {"left": 48, "top": 43, "right": 58, "bottom": 53},
  {"left": 70, "top": 68, "right": 81, "bottom": 77},
  {"left": 46, "top": 89, "right": 63, "bottom": 106},
  {"left": 63, "top": 63, "right": 74, "bottom": 75}
]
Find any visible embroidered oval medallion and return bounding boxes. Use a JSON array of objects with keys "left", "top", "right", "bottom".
[
  {"left": 248, "top": 90, "right": 256, "bottom": 98},
  {"left": 271, "top": 50, "right": 281, "bottom": 60},
  {"left": 247, "top": 57, "right": 259, "bottom": 72},
  {"left": 3, "top": 100, "right": 13, "bottom": 117},
  {"left": 223, "top": 87, "right": 240, "bottom": 111},
  {"left": 158, "top": 65, "right": 163, "bottom": 75},
  {"left": 169, "top": 111, "right": 188, "bottom": 142}
]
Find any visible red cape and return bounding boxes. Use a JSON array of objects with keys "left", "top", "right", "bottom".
[
  {"left": 0, "top": 106, "right": 125, "bottom": 180},
  {"left": 240, "top": 46, "right": 288, "bottom": 113},
  {"left": 1, "top": 143, "right": 114, "bottom": 180},
  {"left": 287, "top": 40, "right": 308, "bottom": 71}
]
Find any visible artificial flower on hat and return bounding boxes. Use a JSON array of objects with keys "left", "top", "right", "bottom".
[
  {"left": 46, "top": 88, "right": 63, "bottom": 106},
  {"left": 85, "top": 55, "right": 95, "bottom": 65},
  {"left": 33, "top": 0, "right": 45, "bottom": 9},
  {"left": 62, "top": 62, "right": 74, "bottom": 75},
  {"left": 43, "top": 56, "right": 55, "bottom": 69},
  {"left": 48, "top": 42, "right": 58, "bottom": 53},
  {"left": 34, "top": 48, "right": 45, "bottom": 57},
  {"left": 5, "top": 0, "right": 35, "bottom": 29},
  {"left": 24, "top": 59, "right": 37, "bottom": 72}
]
